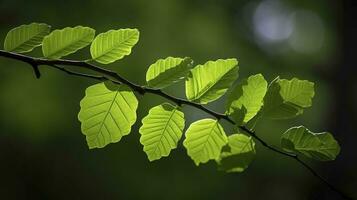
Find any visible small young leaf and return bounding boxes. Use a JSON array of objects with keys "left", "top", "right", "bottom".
[
  {"left": 183, "top": 119, "right": 228, "bottom": 165},
  {"left": 90, "top": 29, "right": 139, "bottom": 64},
  {"left": 262, "top": 77, "right": 315, "bottom": 119},
  {"left": 281, "top": 126, "right": 340, "bottom": 161},
  {"left": 226, "top": 74, "right": 267, "bottom": 123},
  {"left": 185, "top": 59, "right": 239, "bottom": 104},
  {"left": 146, "top": 57, "right": 193, "bottom": 89},
  {"left": 139, "top": 103, "right": 185, "bottom": 161},
  {"left": 42, "top": 26, "right": 95, "bottom": 59},
  {"left": 4, "top": 23, "right": 51, "bottom": 53},
  {"left": 78, "top": 82, "right": 138, "bottom": 149},
  {"left": 217, "top": 134, "right": 256, "bottom": 173}
]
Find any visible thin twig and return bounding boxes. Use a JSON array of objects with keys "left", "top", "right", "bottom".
[
  {"left": 0, "top": 50, "right": 353, "bottom": 200},
  {"left": 47, "top": 64, "right": 108, "bottom": 81}
]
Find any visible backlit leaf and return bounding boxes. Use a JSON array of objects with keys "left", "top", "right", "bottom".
[
  {"left": 78, "top": 82, "right": 138, "bottom": 149},
  {"left": 183, "top": 119, "right": 228, "bottom": 165},
  {"left": 90, "top": 29, "right": 139, "bottom": 64},
  {"left": 146, "top": 57, "right": 193, "bottom": 89},
  {"left": 226, "top": 74, "right": 267, "bottom": 123},
  {"left": 262, "top": 77, "right": 315, "bottom": 119},
  {"left": 139, "top": 103, "right": 185, "bottom": 161},
  {"left": 281, "top": 126, "right": 340, "bottom": 161},
  {"left": 185, "top": 59, "right": 239, "bottom": 104},
  {"left": 42, "top": 26, "right": 95, "bottom": 59},
  {"left": 217, "top": 134, "right": 256, "bottom": 173},
  {"left": 4, "top": 23, "right": 50, "bottom": 53}
]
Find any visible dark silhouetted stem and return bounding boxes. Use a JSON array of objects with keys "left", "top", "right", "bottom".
[{"left": 0, "top": 50, "right": 353, "bottom": 200}]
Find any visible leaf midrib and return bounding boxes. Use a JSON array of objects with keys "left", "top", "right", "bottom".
[
  {"left": 148, "top": 60, "right": 187, "bottom": 87},
  {"left": 235, "top": 138, "right": 252, "bottom": 154},
  {"left": 96, "top": 91, "right": 119, "bottom": 145},
  {"left": 295, "top": 146, "right": 338, "bottom": 151},
  {"left": 193, "top": 66, "right": 237, "bottom": 101},
  {"left": 46, "top": 30, "right": 93, "bottom": 58},
  {"left": 195, "top": 120, "right": 219, "bottom": 160},
  {"left": 93, "top": 30, "right": 136, "bottom": 60},
  {"left": 10, "top": 26, "right": 48, "bottom": 51},
  {"left": 152, "top": 107, "right": 177, "bottom": 156}
]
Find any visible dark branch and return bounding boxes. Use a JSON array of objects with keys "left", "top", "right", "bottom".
[
  {"left": 31, "top": 63, "right": 41, "bottom": 78},
  {"left": 294, "top": 158, "right": 353, "bottom": 200},
  {"left": 0, "top": 49, "right": 353, "bottom": 200}
]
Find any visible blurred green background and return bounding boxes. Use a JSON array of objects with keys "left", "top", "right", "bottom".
[{"left": 0, "top": 0, "right": 356, "bottom": 199}]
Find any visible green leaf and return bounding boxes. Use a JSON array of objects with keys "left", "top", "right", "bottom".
[
  {"left": 217, "top": 134, "right": 256, "bottom": 173},
  {"left": 262, "top": 77, "right": 315, "bottom": 119},
  {"left": 281, "top": 126, "right": 340, "bottom": 161},
  {"left": 78, "top": 82, "right": 138, "bottom": 149},
  {"left": 42, "top": 26, "right": 95, "bottom": 59},
  {"left": 226, "top": 74, "right": 267, "bottom": 123},
  {"left": 183, "top": 119, "right": 228, "bottom": 165},
  {"left": 90, "top": 29, "right": 139, "bottom": 64},
  {"left": 146, "top": 57, "right": 193, "bottom": 89},
  {"left": 229, "top": 107, "right": 247, "bottom": 125},
  {"left": 4, "top": 23, "right": 50, "bottom": 53},
  {"left": 139, "top": 103, "right": 185, "bottom": 161},
  {"left": 185, "top": 59, "right": 239, "bottom": 104}
]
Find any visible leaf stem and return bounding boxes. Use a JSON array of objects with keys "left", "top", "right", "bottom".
[{"left": 0, "top": 49, "right": 353, "bottom": 200}]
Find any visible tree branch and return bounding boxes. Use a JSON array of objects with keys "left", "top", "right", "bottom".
[{"left": 0, "top": 50, "right": 353, "bottom": 200}]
